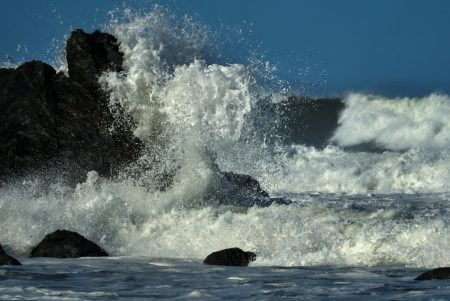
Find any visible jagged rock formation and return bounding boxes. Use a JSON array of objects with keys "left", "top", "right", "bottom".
[
  {"left": 67, "top": 29, "right": 123, "bottom": 93},
  {"left": 0, "top": 29, "right": 141, "bottom": 183}
]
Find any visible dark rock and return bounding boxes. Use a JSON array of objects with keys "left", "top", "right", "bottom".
[
  {"left": 203, "top": 248, "right": 256, "bottom": 266},
  {"left": 415, "top": 267, "right": 450, "bottom": 280},
  {"left": 66, "top": 29, "right": 123, "bottom": 93},
  {"left": 31, "top": 230, "right": 108, "bottom": 258},
  {"left": 0, "top": 245, "right": 21, "bottom": 265},
  {"left": 203, "top": 152, "right": 271, "bottom": 204},
  {"left": 0, "top": 61, "right": 58, "bottom": 178},
  {"left": 50, "top": 71, "right": 141, "bottom": 181},
  {"left": 0, "top": 30, "right": 142, "bottom": 183},
  {"left": 57, "top": 29, "right": 142, "bottom": 182},
  {"left": 222, "top": 171, "right": 269, "bottom": 198}
]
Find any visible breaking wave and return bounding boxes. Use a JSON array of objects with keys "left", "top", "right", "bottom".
[{"left": 332, "top": 93, "right": 450, "bottom": 151}]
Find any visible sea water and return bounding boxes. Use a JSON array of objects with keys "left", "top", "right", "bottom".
[
  {"left": 1, "top": 256, "right": 448, "bottom": 301},
  {"left": 1, "top": 6, "right": 450, "bottom": 300}
]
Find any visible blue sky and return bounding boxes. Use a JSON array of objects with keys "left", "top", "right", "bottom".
[{"left": 1, "top": 0, "right": 450, "bottom": 97}]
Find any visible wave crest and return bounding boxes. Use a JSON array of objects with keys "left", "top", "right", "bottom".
[{"left": 332, "top": 93, "right": 450, "bottom": 150}]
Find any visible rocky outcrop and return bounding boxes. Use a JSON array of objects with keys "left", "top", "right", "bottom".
[
  {"left": 222, "top": 172, "right": 269, "bottom": 198},
  {"left": 203, "top": 248, "right": 256, "bottom": 266},
  {"left": 415, "top": 267, "right": 450, "bottom": 280},
  {"left": 0, "top": 245, "right": 21, "bottom": 265},
  {"left": 30, "top": 230, "right": 108, "bottom": 258},
  {"left": 0, "top": 30, "right": 141, "bottom": 183},
  {"left": 0, "top": 61, "right": 57, "bottom": 178},
  {"left": 204, "top": 154, "right": 271, "bottom": 203},
  {"left": 0, "top": 28, "right": 269, "bottom": 201}
]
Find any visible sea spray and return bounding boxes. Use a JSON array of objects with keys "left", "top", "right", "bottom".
[
  {"left": 2, "top": 174, "right": 450, "bottom": 268},
  {"left": 100, "top": 6, "right": 272, "bottom": 197}
]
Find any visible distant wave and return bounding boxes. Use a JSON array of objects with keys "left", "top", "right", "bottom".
[
  {"left": 268, "top": 145, "right": 450, "bottom": 194},
  {"left": 331, "top": 93, "right": 450, "bottom": 151}
]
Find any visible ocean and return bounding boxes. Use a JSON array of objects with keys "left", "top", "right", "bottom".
[{"left": 1, "top": 6, "right": 450, "bottom": 300}]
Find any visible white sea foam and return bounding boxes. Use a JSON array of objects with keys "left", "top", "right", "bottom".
[
  {"left": 332, "top": 93, "right": 450, "bottom": 150},
  {"left": 269, "top": 145, "right": 450, "bottom": 194},
  {"left": 1, "top": 174, "right": 450, "bottom": 268}
]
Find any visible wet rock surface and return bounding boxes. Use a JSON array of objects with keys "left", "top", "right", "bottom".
[
  {"left": 31, "top": 230, "right": 108, "bottom": 258},
  {"left": 0, "top": 30, "right": 141, "bottom": 183},
  {"left": 203, "top": 248, "right": 256, "bottom": 266},
  {"left": 66, "top": 29, "right": 123, "bottom": 93},
  {"left": 415, "top": 267, "right": 450, "bottom": 280},
  {"left": 222, "top": 171, "right": 270, "bottom": 198},
  {"left": 0, "top": 245, "right": 21, "bottom": 265}
]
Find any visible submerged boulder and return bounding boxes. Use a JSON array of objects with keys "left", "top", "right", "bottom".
[
  {"left": 203, "top": 248, "right": 256, "bottom": 266},
  {"left": 415, "top": 267, "right": 450, "bottom": 280},
  {"left": 30, "top": 230, "right": 108, "bottom": 258},
  {"left": 0, "top": 245, "right": 21, "bottom": 265},
  {"left": 222, "top": 172, "right": 270, "bottom": 198}
]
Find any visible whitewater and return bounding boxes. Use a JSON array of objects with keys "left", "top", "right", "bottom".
[{"left": 2, "top": 6, "right": 450, "bottom": 300}]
